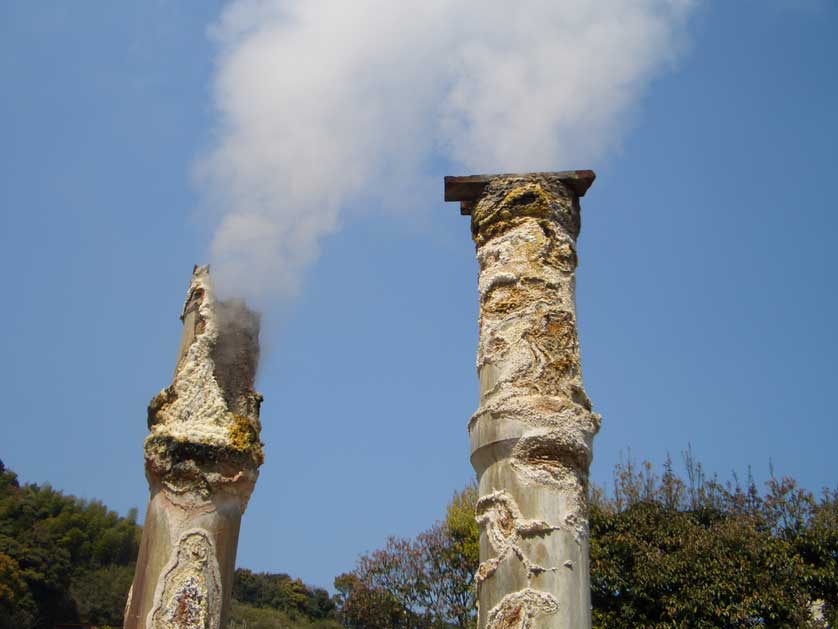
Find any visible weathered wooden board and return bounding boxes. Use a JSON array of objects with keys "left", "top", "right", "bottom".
[{"left": 444, "top": 170, "right": 596, "bottom": 215}]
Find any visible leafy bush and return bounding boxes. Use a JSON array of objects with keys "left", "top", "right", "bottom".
[
  {"left": 0, "top": 459, "right": 139, "bottom": 628},
  {"left": 337, "top": 453, "right": 837, "bottom": 628},
  {"left": 228, "top": 599, "right": 342, "bottom": 629}
]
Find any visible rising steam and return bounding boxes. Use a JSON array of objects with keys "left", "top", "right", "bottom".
[{"left": 197, "top": 0, "right": 695, "bottom": 303}]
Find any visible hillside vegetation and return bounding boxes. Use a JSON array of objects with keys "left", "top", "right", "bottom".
[
  {"left": 336, "top": 452, "right": 838, "bottom": 628},
  {"left": 0, "top": 461, "right": 338, "bottom": 629},
  {"left": 2, "top": 453, "right": 836, "bottom": 628}
]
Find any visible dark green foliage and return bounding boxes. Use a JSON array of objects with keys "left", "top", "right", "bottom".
[
  {"left": 0, "top": 551, "right": 36, "bottom": 629},
  {"left": 795, "top": 488, "right": 838, "bottom": 623},
  {"left": 228, "top": 599, "right": 342, "bottom": 629},
  {"left": 340, "top": 453, "right": 837, "bottom": 628},
  {"left": 589, "top": 452, "right": 838, "bottom": 628},
  {"left": 69, "top": 564, "right": 136, "bottom": 626},
  {"left": 228, "top": 568, "right": 342, "bottom": 628},
  {"left": 590, "top": 501, "right": 810, "bottom": 627},
  {"left": 0, "top": 460, "right": 341, "bottom": 629},
  {"left": 3, "top": 452, "right": 836, "bottom": 629},
  {"left": 232, "top": 568, "right": 337, "bottom": 621},
  {"left": 0, "top": 459, "right": 140, "bottom": 628}
]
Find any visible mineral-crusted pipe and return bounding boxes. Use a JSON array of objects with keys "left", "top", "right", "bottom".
[
  {"left": 124, "top": 265, "right": 264, "bottom": 629},
  {"left": 445, "top": 172, "right": 600, "bottom": 628}
]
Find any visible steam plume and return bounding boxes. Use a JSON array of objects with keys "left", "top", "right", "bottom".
[{"left": 198, "top": 0, "right": 695, "bottom": 302}]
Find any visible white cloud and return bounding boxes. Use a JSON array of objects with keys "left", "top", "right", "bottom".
[{"left": 197, "top": 0, "right": 695, "bottom": 304}]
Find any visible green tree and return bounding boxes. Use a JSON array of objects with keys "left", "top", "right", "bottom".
[
  {"left": 589, "top": 451, "right": 836, "bottom": 627},
  {"left": 233, "top": 568, "right": 337, "bottom": 621},
  {"left": 442, "top": 483, "right": 479, "bottom": 628},
  {"left": 0, "top": 552, "right": 36, "bottom": 629},
  {"left": 69, "top": 564, "right": 135, "bottom": 626},
  {"left": 333, "top": 572, "right": 405, "bottom": 629},
  {"left": 345, "top": 453, "right": 837, "bottom": 628},
  {"left": 1, "top": 460, "right": 347, "bottom": 629},
  {"left": 0, "top": 459, "right": 141, "bottom": 628},
  {"left": 780, "top": 486, "right": 838, "bottom": 626},
  {"left": 228, "top": 599, "right": 342, "bottom": 629},
  {"left": 590, "top": 501, "right": 810, "bottom": 627}
]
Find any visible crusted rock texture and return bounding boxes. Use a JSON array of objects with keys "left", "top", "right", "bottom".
[
  {"left": 124, "top": 266, "right": 263, "bottom": 629},
  {"left": 486, "top": 589, "right": 560, "bottom": 629},
  {"left": 469, "top": 175, "right": 600, "bottom": 628},
  {"left": 149, "top": 530, "right": 222, "bottom": 629}
]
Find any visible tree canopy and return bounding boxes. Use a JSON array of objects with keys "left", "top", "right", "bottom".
[
  {"left": 2, "top": 452, "right": 835, "bottom": 629},
  {"left": 0, "top": 458, "right": 343, "bottom": 629},
  {"left": 336, "top": 452, "right": 837, "bottom": 629},
  {"left": 0, "top": 459, "right": 140, "bottom": 628},
  {"left": 232, "top": 568, "right": 337, "bottom": 623},
  {"left": 588, "top": 453, "right": 838, "bottom": 627}
]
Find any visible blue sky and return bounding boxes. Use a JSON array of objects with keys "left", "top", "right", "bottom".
[{"left": 1, "top": 1, "right": 836, "bottom": 591}]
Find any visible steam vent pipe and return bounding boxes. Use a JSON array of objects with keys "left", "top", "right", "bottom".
[
  {"left": 124, "top": 265, "right": 264, "bottom": 629},
  {"left": 445, "top": 171, "right": 600, "bottom": 629}
]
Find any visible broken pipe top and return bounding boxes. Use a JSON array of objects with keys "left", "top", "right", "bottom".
[
  {"left": 146, "top": 265, "right": 264, "bottom": 475},
  {"left": 444, "top": 170, "right": 595, "bottom": 216}
]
